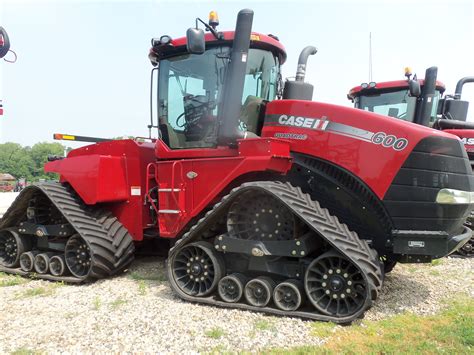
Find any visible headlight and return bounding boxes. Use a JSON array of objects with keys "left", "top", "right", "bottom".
[{"left": 436, "top": 188, "right": 474, "bottom": 204}]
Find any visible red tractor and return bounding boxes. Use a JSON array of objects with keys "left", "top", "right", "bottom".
[
  {"left": 0, "top": 10, "right": 473, "bottom": 322},
  {"left": 348, "top": 69, "right": 474, "bottom": 257}
]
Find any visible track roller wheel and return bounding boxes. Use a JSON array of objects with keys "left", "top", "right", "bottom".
[
  {"left": 218, "top": 273, "right": 248, "bottom": 303},
  {"left": 0, "top": 229, "right": 31, "bottom": 268},
  {"left": 49, "top": 255, "right": 68, "bottom": 276},
  {"left": 65, "top": 234, "right": 92, "bottom": 278},
  {"left": 273, "top": 279, "right": 305, "bottom": 311},
  {"left": 20, "top": 251, "right": 40, "bottom": 272},
  {"left": 305, "top": 251, "right": 368, "bottom": 317},
  {"left": 34, "top": 252, "right": 55, "bottom": 274},
  {"left": 170, "top": 241, "right": 225, "bottom": 297},
  {"left": 244, "top": 277, "right": 275, "bottom": 307},
  {"left": 456, "top": 237, "right": 473, "bottom": 257}
]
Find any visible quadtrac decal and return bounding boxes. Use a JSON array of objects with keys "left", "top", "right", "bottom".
[{"left": 265, "top": 114, "right": 409, "bottom": 151}]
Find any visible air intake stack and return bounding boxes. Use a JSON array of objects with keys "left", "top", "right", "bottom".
[{"left": 283, "top": 46, "right": 317, "bottom": 101}]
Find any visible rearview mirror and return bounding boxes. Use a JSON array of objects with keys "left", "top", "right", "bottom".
[
  {"left": 186, "top": 28, "right": 205, "bottom": 54},
  {"left": 409, "top": 80, "right": 421, "bottom": 97}
]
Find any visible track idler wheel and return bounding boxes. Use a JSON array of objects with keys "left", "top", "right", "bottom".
[
  {"left": 0, "top": 229, "right": 31, "bottom": 268},
  {"left": 244, "top": 277, "right": 275, "bottom": 307},
  {"left": 171, "top": 241, "right": 225, "bottom": 297},
  {"left": 20, "top": 251, "right": 40, "bottom": 272},
  {"left": 218, "top": 273, "right": 248, "bottom": 303},
  {"left": 65, "top": 234, "right": 92, "bottom": 278},
  {"left": 34, "top": 252, "right": 55, "bottom": 274},
  {"left": 305, "top": 252, "right": 368, "bottom": 317},
  {"left": 273, "top": 279, "right": 305, "bottom": 311},
  {"left": 49, "top": 255, "right": 68, "bottom": 276}
]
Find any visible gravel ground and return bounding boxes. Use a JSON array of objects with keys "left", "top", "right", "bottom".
[
  {"left": 0, "top": 192, "right": 19, "bottom": 218},
  {"left": 0, "top": 256, "right": 472, "bottom": 353}
]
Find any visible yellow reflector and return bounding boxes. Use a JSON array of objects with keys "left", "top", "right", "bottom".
[
  {"left": 250, "top": 34, "right": 260, "bottom": 41},
  {"left": 62, "top": 135, "right": 75, "bottom": 140}
]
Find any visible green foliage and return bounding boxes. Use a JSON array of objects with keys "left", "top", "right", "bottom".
[
  {"left": 270, "top": 296, "right": 474, "bottom": 354},
  {"left": 205, "top": 327, "right": 225, "bottom": 339},
  {"left": 0, "top": 273, "right": 28, "bottom": 287},
  {"left": 0, "top": 141, "right": 65, "bottom": 182}
]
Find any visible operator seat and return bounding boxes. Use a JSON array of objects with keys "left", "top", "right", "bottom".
[{"left": 239, "top": 95, "right": 264, "bottom": 135}]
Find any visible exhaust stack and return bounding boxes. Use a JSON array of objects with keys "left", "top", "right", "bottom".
[
  {"left": 454, "top": 76, "right": 474, "bottom": 99},
  {"left": 283, "top": 46, "right": 317, "bottom": 101},
  {"left": 218, "top": 9, "right": 254, "bottom": 145},
  {"left": 414, "top": 66, "right": 437, "bottom": 127}
]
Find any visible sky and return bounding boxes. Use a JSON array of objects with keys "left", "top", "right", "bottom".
[{"left": 0, "top": 0, "right": 473, "bottom": 147}]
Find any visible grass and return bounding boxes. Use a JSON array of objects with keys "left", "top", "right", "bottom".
[
  {"left": 205, "top": 327, "right": 225, "bottom": 339},
  {"left": 310, "top": 322, "right": 337, "bottom": 338},
  {"left": 10, "top": 347, "right": 38, "bottom": 355},
  {"left": 431, "top": 259, "right": 444, "bottom": 266},
  {"left": 255, "top": 319, "right": 276, "bottom": 332},
  {"left": 137, "top": 280, "right": 148, "bottom": 295},
  {"left": 0, "top": 273, "right": 28, "bottom": 287},
  {"left": 128, "top": 271, "right": 166, "bottom": 282},
  {"left": 271, "top": 296, "right": 473, "bottom": 354},
  {"left": 110, "top": 297, "right": 127, "bottom": 309},
  {"left": 93, "top": 296, "right": 102, "bottom": 310}
]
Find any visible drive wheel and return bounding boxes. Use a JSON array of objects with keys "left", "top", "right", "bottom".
[
  {"left": 227, "top": 191, "right": 297, "bottom": 241},
  {"left": 171, "top": 241, "right": 224, "bottom": 297},
  {"left": 65, "top": 234, "right": 92, "bottom": 278},
  {"left": 273, "top": 279, "right": 304, "bottom": 311},
  {"left": 305, "top": 252, "right": 367, "bottom": 317},
  {"left": 0, "top": 229, "right": 30, "bottom": 268},
  {"left": 244, "top": 277, "right": 275, "bottom": 307}
]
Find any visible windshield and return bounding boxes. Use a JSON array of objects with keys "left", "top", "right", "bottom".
[
  {"left": 157, "top": 47, "right": 280, "bottom": 149},
  {"left": 356, "top": 90, "right": 417, "bottom": 122},
  {"left": 355, "top": 89, "right": 441, "bottom": 124}
]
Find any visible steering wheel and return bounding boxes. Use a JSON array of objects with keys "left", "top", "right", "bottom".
[
  {"left": 175, "top": 112, "right": 187, "bottom": 128},
  {"left": 175, "top": 95, "right": 211, "bottom": 129}
]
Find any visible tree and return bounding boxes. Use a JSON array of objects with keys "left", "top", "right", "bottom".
[
  {"left": 0, "top": 143, "right": 34, "bottom": 180},
  {"left": 29, "top": 142, "right": 64, "bottom": 181},
  {"left": 0, "top": 142, "right": 65, "bottom": 182}
]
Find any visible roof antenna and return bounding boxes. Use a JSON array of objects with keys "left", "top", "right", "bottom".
[{"left": 369, "top": 32, "right": 373, "bottom": 82}]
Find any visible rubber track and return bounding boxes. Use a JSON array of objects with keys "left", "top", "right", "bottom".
[
  {"left": 0, "top": 182, "right": 135, "bottom": 282},
  {"left": 167, "top": 181, "right": 383, "bottom": 323}
]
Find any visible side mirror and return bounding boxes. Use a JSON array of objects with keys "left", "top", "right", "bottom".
[
  {"left": 409, "top": 79, "right": 421, "bottom": 97},
  {"left": 186, "top": 28, "right": 205, "bottom": 54},
  {"left": 0, "top": 26, "right": 11, "bottom": 58}
]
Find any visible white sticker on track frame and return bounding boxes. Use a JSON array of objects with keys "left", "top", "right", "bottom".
[{"left": 131, "top": 186, "right": 141, "bottom": 196}]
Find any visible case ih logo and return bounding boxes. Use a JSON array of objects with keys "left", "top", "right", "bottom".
[
  {"left": 266, "top": 114, "right": 409, "bottom": 151},
  {"left": 461, "top": 137, "right": 474, "bottom": 145},
  {"left": 278, "top": 115, "right": 330, "bottom": 130}
]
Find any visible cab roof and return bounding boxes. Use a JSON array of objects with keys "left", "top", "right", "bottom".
[
  {"left": 347, "top": 79, "right": 446, "bottom": 100},
  {"left": 149, "top": 31, "right": 287, "bottom": 65}
]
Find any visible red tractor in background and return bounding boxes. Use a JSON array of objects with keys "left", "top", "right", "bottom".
[
  {"left": 348, "top": 69, "right": 474, "bottom": 257},
  {"left": 1, "top": 10, "right": 473, "bottom": 323}
]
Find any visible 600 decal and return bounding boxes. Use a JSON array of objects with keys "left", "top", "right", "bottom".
[{"left": 371, "top": 132, "right": 408, "bottom": 151}]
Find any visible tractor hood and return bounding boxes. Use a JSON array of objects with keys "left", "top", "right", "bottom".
[{"left": 262, "top": 99, "right": 467, "bottom": 199}]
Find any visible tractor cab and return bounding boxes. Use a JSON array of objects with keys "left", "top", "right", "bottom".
[
  {"left": 347, "top": 73, "right": 445, "bottom": 126},
  {"left": 149, "top": 13, "right": 286, "bottom": 150}
]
